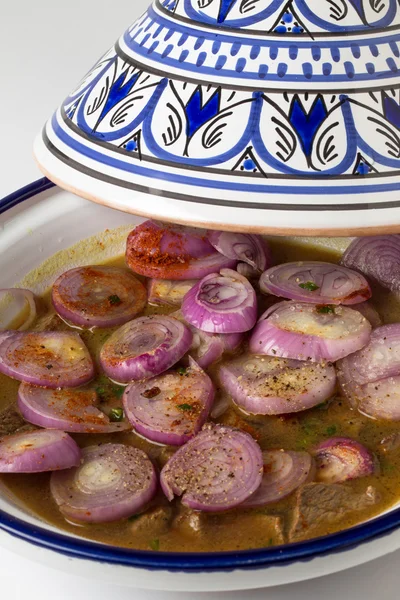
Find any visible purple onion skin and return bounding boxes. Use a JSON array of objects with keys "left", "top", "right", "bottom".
[
  {"left": 249, "top": 301, "right": 371, "bottom": 363},
  {"left": 208, "top": 231, "right": 272, "bottom": 272},
  {"left": 17, "top": 384, "right": 131, "bottom": 434},
  {"left": 161, "top": 424, "right": 263, "bottom": 512},
  {"left": 220, "top": 355, "right": 336, "bottom": 415},
  {"left": 51, "top": 444, "right": 157, "bottom": 523},
  {"left": 100, "top": 316, "right": 193, "bottom": 383},
  {"left": 123, "top": 358, "right": 215, "bottom": 446},
  {"left": 127, "top": 222, "right": 236, "bottom": 280},
  {"left": 182, "top": 269, "right": 257, "bottom": 334},
  {"left": 242, "top": 451, "right": 315, "bottom": 507},
  {"left": 0, "top": 331, "right": 95, "bottom": 388},
  {"left": 259, "top": 262, "right": 371, "bottom": 305},
  {"left": 340, "top": 235, "right": 400, "bottom": 292},
  {"left": 52, "top": 266, "right": 147, "bottom": 329},
  {"left": 0, "top": 430, "right": 81, "bottom": 473},
  {"left": 337, "top": 324, "right": 400, "bottom": 387},
  {"left": 314, "top": 437, "right": 375, "bottom": 484}
]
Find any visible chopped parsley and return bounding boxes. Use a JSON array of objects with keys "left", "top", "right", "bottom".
[
  {"left": 317, "top": 305, "right": 336, "bottom": 314},
  {"left": 299, "top": 281, "right": 319, "bottom": 292},
  {"left": 326, "top": 424, "right": 338, "bottom": 436},
  {"left": 177, "top": 403, "right": 193, "bottom": 412},
  {"left": 109, "top": 408, "right": 124, "bottom": 422},
  {"left": 128, "top": 514, "right": 141, "bottom": 522},
  {"left": 178, "top": 367, "right": 188, "bottom": 376},
  {"left": 108, "top": 294, "right": 122, "bottom": 306},
  {"left": 149, "top": 539, "right": 160, "bottom": 551}
]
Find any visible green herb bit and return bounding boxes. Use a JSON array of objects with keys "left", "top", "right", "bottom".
[
  {"left": 109, "top": 407, "right": 124, "bottom": 422},
  {"left": 268, "top": 538, "right": 274, "bottom": 546},
  {"left": 128, "top": 514, "right": 141, "bottom": 522},
  {"left": 177, "top": 403, "right": 193, "bottom": 412},
  {"left": 178, "top": 367, "right": 188, "bottom": 376},
  {"left": 316, "top": 401, "right": 328, "bottom": 411},
  {"left": 317, "top": 305, "right": 336, "bottom": 314},
  {"left": 95, "top": 386, "right": 106, "bottom": 397},
  {"left": 325, "top": 425, "right": 337, "bottom": 436},
  {"left": 150, "top": 539, "right": 160, "bottom": 551},
  {"left": 108, "top": 294, "right": 122, "bottom": 306},
  {"left": 111, "top": 384, "right": 125, "bottom": 399},
  {"left": 299, "top": 281, "right": 319, "bottom": 292}
]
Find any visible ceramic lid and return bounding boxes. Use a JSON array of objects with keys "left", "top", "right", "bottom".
[{"left": 34, "top": 0, "right": 400, "bottom": 235}]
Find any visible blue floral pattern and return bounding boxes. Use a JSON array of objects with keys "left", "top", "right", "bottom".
[
  {"left": 63, "top": 50, "right": 400, "bottom": 179},
  {"left": 160, "top": 0, "right": 399, "bottom": 33}
]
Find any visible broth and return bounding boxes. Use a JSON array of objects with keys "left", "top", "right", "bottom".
[{"left": 1, "top": 239, "right": 400, "bottom": 552}]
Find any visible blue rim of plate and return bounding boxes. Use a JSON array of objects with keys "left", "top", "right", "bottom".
[{"left": 1, "top": 177, "right": 400, "bottom": 572}]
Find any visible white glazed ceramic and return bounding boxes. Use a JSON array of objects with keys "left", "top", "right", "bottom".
[
  {"left": 34, "top": 0, "right": 400, "bottom": 235},
  {"left": 2, "top": 181, "right": 400, "bottom": 591}
]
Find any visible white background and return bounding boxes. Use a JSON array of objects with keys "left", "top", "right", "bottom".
[{"left": 1, "top": 1, "right": 400, "bottom": 598}]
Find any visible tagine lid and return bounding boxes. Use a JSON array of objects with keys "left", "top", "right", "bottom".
[{"left": 34, "top": 0, "right": 400, "bottom": 235}]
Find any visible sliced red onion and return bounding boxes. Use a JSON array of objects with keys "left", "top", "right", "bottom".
[
  {"left": 242, "top": 450, "right": 315, "bottom": 507},
  {"left": 221, "top": 331, "right": 244, "bottom": 352},
  {"left": 220, "top": 355, "right": 336, "bottom": 415},
  {"left": 123, "top": 358, "right": 214, "bottom": 446},
  {"left": 51, "top": 444, "right": 157, "bottom": 523},
  {"left": 0, "top": 430, "right": 81, "bottom": 473},
  {"left": 352, "top": 301, "right": 382, "bottom": 328},
  {"left": 0, "top": 331, "right": 94, "bottom": 388},
  {"left": 160, "top": 423, "right": 263, "bottom": 511},
  {"left": 337, "top": 324, "right": 400, "bottom": 387},
  {"left": 52, "top": 266, "right": 147, "bottom": 329},
  {"left": 0, "top": 289, "right": 37, "bottom": 331},
  {"left": 18, "top": 383, "right": 131, "bottom": 433},
  {"left": 340, "top": 235, "right": 400, "bottom": 292},
  {"left": 357, "top": 376, "right": 400, "bottom": 421},
  {"left": 237, "top": 263, "right": 260, "bottom": 280},
  {"left": 208, "top": 231, "right": 272, "bottom": 273},
  {"left": 182, "top": 269, "right": 257, "bottom": 334},
  {"left": 249, "top": 301, "right": 371, "bottom": 362},
  {"left": 148, "top": 279, "right": 197, "bottom": 307},
  {"left": 126, "top": 221, "right": 236, "bottom": 280},
  {"left": 260, "top": 262, "right": 371, "bottom": 305},
  {"left": 100, "top": 315, "right": 192, "bottom": 383},
  {"left": 314, "top": 437, "right": 375, "bottom": 484}
]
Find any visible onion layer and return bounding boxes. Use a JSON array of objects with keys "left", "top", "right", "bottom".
[
  {"left": 0, "top": 331, "right": 94, "bottom": 388},
  {"left": 340, "top": 235, "right": 400, "bottom": 292},
  {"left": 0, "top": 430, "right": 81, "bottom": 473},
  {"left": 260, "top": 262, "right": 371, "bottom": 305},
  {"left": 352, "top": 301, "right": 382, "bottom": 328},
  {"left": 314, "top": 437, "right": 375, "bottom": 483},
  {"left": 242, "top": 450, "right": 315, "bottom": 507},
  {"left": 51, "top": 444, "right": 157, "bottom": 523},
  {"left": 100, "top": 316, "right": 192, "bottom": 383},
  {"left": 148, "top": 279, "right": 197, "bottom": 307},
  {"left": 0, "top": 289, "right": 37, "bottom": 331},
  {"left": 126, "top": 221, "right": 235, "bottom": 280},
  {"left": 337, "top": 324, "right": 400, "bottom": 386},
  {"left": 160, "top": 423, "right": 263, "bottom": 511},
  {"left": 249, "top": 301, "right": 371, "bottom": 363},
  {"left": 18, "top": 384, "right": 131, "bottom": 433},
  {"left": 123, "top": 358, "right": 214, "bottom": 446},
  {"left": 220, "top": 355, "right": 336, "bottom": 415},
  {"left": 208, "top": 231, "right": 272, "bottom": 273},
  {"left": 52, "top": 266, "right": 147, "bottom": 328},
  {"left": 182, "top": 269, "right": 257, "bottom": 334},
  {"left": 338, "top": 368, "right": 400, "bottom": 421}
]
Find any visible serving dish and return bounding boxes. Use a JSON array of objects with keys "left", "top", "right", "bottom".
[{"left": 1, "top": 179, "right": 400, "bottom": 591}]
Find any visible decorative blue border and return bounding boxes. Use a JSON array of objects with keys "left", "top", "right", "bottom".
[
  {"left": 50, "top": 112, "right": 400, "bottom": 198},
  {"left": 1, "top": 178, "right": 400, "bottom": 572},
  {"left": 122, "top": 6, "right": 400, "bottom": 84}
]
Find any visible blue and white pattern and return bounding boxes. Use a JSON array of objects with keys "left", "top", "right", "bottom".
[
  {"left": 161, "top": 0, "right": 400, "bottom": 33},
  {"left": 38, "top": 0, "right": 400, "bottom": 229},
  {"left": 121, "top": 6, "right": 400, "bottom": 88},
  {"left": 63, "top": 49, "right": 400, "bottom": 180}
]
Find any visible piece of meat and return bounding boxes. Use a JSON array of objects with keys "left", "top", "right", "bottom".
[
  {"left": 289, "top": 483, "right": 378, "bottom": 542},
  {"left": 130, "top": 506, "right": 173, "bottom": 537},
  {"left": 0, "top": 404, "right": 33, "bottom": 437}
]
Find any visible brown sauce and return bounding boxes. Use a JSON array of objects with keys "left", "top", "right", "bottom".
[{"left": 1, "top": 239, "right": 400, "bottom": 552}]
